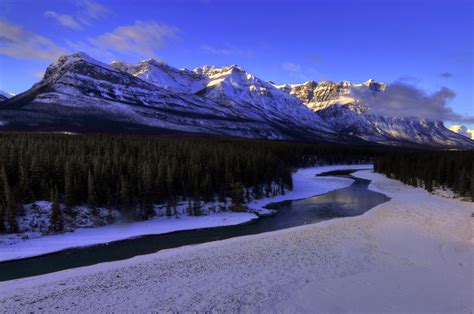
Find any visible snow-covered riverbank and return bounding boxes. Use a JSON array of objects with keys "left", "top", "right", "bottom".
[
  {"left": 1, "top": 167, "right": 471, "bottom": 312},
  {"left": 0, "top": 164, "right": 366, "bottom": 262}
]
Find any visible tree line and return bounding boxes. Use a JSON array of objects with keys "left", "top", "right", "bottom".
[
  {"left": 0, "top": 132, "right": 377, "bottom": 233},
  {"left": 374, "top": 150, "right": 474, "bottom": 200}
]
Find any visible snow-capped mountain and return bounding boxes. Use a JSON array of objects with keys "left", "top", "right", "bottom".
[
  {"left": 0, "top": 53, "right": 344, "bottom": 142},
  {"left": 111, "top": 59, "right": 205, "bottom": 93},
  {"left": 113, "top": 60, "right": 337, "bottom": 141},
  {"left": 278, "top": 80, "right": 473, "bottom": 147},
  {"left": 0, "top": 52, "right": 471, "bottom": 148},
  {"left": 0, "top": 90, "right": 12, "bottom": 102}
]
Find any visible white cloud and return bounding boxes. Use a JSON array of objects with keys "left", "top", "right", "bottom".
[
  {"left": 0, "top": 19, "right": 66, "bottom": 60},
  {"left": 305, "top": 54, "right": 321, "bottom": 65},
  {"left": 44, "top": 0, "right": 110, "bottom": 30},
  {"left": 448, "top": 125, "right": 474, "bottom": 140},
  {"left": 282, "top": 62, "right": 302, "bottom": 73},
  {"left": 68, "top": 21, "right": 178, "bottom": 60},
  {"left": 282, "top": 62, "right": 316, "bottom": 81},
  {"left": 45, "top": 11, "right": 83, "bottom": 30},
  {"left": 200, "top": 44, "right": 254, "bottom": 57},
  {"left": 77, "top": 0, "right": 111, "bottom": 25},
  {"left": 33, "top": 71, "right": 45, "bottom": 79},
  {"left": 353, "top": 81, "right": 474, "bottom": 123}
]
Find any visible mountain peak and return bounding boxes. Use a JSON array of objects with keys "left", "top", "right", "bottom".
[
  {"left": 194, "top": 64, "right": 246, "bottom": 76},
  {"left": 48, "top": 52, "right": 116, "bottom": 76},
  {"left": 363, "top": 78, "right": 375, "bottom": 85},
  {"left": 54, "top": 52, "right": 98, "bottom": 66},
  {"left": 0, "top": 90, "right": 12, "bottom": 101},
  {"left": 143, "top": 58, "right": 166, "bottom": 65}
]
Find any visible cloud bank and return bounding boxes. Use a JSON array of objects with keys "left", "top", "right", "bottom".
[
  {"left": 45, "top": 11, "right": 83, "bottom": 30},
  {"left": 0, "top": 20, "right": 65, "bottom": 60},
  {"left": 354, "top": 81, "right": 474, "bottom": 123},
  {"left": 448, "top": 125, "right": 474, "bottom": 140},
  {"left": 201, "top": 44, "right": 254, "bottom": 57},
  {"left": 44, "top": 0, "right": 110, "bottom": 30},
  {"left": 82, "top": 21, "right": 178, "bottom": 59}
]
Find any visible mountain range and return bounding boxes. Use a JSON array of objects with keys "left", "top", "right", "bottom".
[{"left": 0, "top": 52, "right": 472, "bottom": 148}]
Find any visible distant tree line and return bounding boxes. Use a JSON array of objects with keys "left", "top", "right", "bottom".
[
  {"left": 374, "top": 150, "right": 474, "bottom": 200},
  {"left": 0, "top": 132, "right": 377, "bottom": 233}
]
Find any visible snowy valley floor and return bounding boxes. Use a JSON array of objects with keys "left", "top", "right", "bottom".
[{"left": 0, "top": 168, "right": 473, "bottom": 312}]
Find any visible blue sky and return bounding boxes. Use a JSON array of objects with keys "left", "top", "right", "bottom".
[{"left": 0, "top": 0, "right": 472, "bottom": 127}]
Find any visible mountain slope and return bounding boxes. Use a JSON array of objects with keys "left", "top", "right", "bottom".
[
  {"left": 0, "top": 53, "right": 342, "bottom": 142},
  {"left": 0, "top": 90, "right": 12, "bottom": 102},
  {"left": 278, "top": 80, "right": 474, "bottom": 148},
  {"left": 112, "top": 60, "right": 344, "bottom": 142}
]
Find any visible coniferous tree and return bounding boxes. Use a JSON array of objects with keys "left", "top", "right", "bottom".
[
  {"left": 2, "top": 168, "right": 18, "bottom": 233},
  {"left": 192, "top": 194, "right": 202, "bottom": 216},
  {"left": 119, "top": 175, "right": 130, "bottom": 212},
  {"left": 18, "top": 164, "right": 32, "bottom": 204},
  {"left": 470, "top": 162, "right": 474, "bottom": 202},
  {"left": 87, "top": 171, "right": 98, "bottom": 213},
  {"left": 230, "top": 182, "right": 245, "bottom": 212},
  {"left": 64, "top": 162, "right": 75, "bottom": 211},
  {"left": 49, "top": 186, "right": 63, "bottom": 232},
  {"left": 0, "top": 202, "right": 5, "bottom": 233},
  {"left": 141, "top": 165, "right": 154, "bottom": 218}
]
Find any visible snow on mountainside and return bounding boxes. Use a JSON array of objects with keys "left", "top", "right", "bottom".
[
  {"left": 113, "top": 60, "right": 338, "bottom": 141},
  {"left": 111, "top": 59, "right": 205, "bottom": 93},
  {"left": 0, "top": 90, "right": 12, "bottom": 102},
  {"left": 0, "top": 52, "right": 342, "bottom": 142},
  {"left": 278, "top": 80, "right": 474, "bottom": 147},
  {"left": 191, "top": 65, "right": 335, "bottom": 133}
]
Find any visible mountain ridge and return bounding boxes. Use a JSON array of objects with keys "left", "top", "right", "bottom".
[{"left": 1, "top": 52, "right": 472, "bottom": 148}]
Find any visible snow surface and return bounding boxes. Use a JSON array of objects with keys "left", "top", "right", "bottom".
[
  {"left": 1, "top": 168, "right": 472, "bottom": 312},
  {"left": 0, "top": 164, "right": 363, "bottom": 262},
  {"left": 0, "top": 90, "right": 12, "bottom": 99},
  {"left": 0, "top": 212, "right": 257, "bottom": 262}
]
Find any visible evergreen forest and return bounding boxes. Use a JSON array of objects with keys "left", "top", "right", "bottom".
[{"left": 0, "top": 132, "right": 377, "bottom": 233}]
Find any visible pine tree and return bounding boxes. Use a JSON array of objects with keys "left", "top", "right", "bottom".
[
  {"left": 2, "top": 168, "right": 18, "bottom": 233},
  {"left": 192, "top": 194, "right": 202, "bottom": 216},
  {"left": 470, "top": 162, "right": 474, "bottom": 202},
  {"left": 165, "top": 201, "right": 172, "bottom": 217},
  {"left": 201, "top": 172, "right": 213, "bottom": 202},
  {"left": 87, "top": 171, "right": 98, "bottom": 213},
  {"left": 64, "top": 162, "right": 75, "bottom": 211},
  {"left": 119, "top": 175, "right": 130, "bottom": 211},
  {"left": 18, "top": 164, "right": 32, "bottom": 204},
  {"left": 230, "top": 182, "right": 245, "bottom": 212},
  {"left": 49, "top": 187, "right": 63, "bottom": 232},
  {"left": 0, "top": 202, "right": 5, "bottom": 233},
  {"left": 141, "top": 165, "right": 154, "bottom": 218}
]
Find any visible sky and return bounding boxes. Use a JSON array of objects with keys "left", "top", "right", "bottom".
[{"left": 0, "top": 0, "right": 472, "bottom": 128}]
